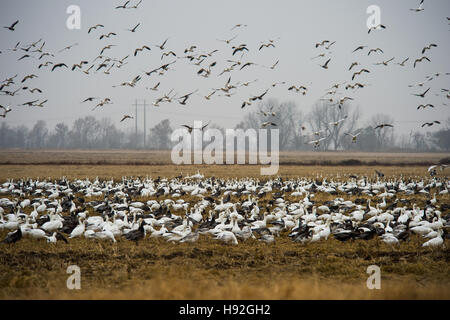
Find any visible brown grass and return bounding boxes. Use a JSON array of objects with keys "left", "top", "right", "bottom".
[{"left": 0, "top": 150, "right": 449, "bottom": 299}]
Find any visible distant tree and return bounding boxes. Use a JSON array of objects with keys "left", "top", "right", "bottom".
[
  {"left": 149, "top": 119, "right": 172, "bottom": 149},
  {"left": 431, "top": 129, "right": 450, "bottom": 151},
  {"left": 28, "top": 120, "right": 48, "bottom": 148},
  {"left": 368, "top": 113, "right": 395, "bottom": 151},
  {"left": 69, "top": 116, "right": 101, "bottom": 148}
]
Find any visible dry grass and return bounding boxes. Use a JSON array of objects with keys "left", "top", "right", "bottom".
[
  {"left": 1, "top": 235, "right": 449, "bottom": 299},
  {"left": 0, "top": 150, "right": 449, "bottom": 299}
]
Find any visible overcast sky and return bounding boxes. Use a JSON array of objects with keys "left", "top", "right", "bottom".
[{"left": 0, "top": 0, "right": 449, "bottom": 136}]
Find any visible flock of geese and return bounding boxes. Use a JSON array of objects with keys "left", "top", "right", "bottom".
[
  {"left": 0, "top": 0, "right": 449, "bottom": 147},
  {"left": 0, "top": 172, "right": 448, "bottom": 248}
]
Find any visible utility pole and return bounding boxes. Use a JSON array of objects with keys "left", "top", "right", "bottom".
[{"left": 133, "top": 99, "right": 148, "bottom": 149}]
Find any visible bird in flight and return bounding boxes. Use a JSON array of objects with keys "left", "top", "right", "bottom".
[
  {"left": 315, "top": 40, "right": 330, "bottom": 48},
  {"left": 412, "top": 88, "right": 430, "bottom": 98},
  {"left": 181, "top": 122, "right": 210, "bottom": 133},
  {"left": 88, "top": 24, "right": 104, "bottom": 34},
  {"left": 417, "top": 104, "right": 434, "bottom": 109},
  {"left": 422, "top": 43, "right": 437, "bottom": 54},
  {"left": 217, "top": 35, "right": 237, "bottom": 44},
  {"left": 421, "top": 121, "right": 440, "bottom": 127},
  {"left": 352, "top": 45, "right": 367, "bottom": 53},
  {"left": 368, "top": 48, "right": 383, "bottom": 56},
  {"left": 115, "top": 1, "right": 130, "bottom": 9},
  {"left": 396, "top": 58, "right": 409, "bottom": 67},
  {"left": 127, "top": 23, "right": 140, "bottom": 32},
  {"left": 351, "top": 69, "right": 370, "bottom": 81},
  {"left": 231, "top": 24, "right": 247, "bottom": 31},
  {"left": 413, "top": 56, "right": 430, "bottom": 68},
  {"left": 52, "top": 63, "right": 68, "bottom": 71},
  {"left": 261, "top": 122, "right": 277, "bottom": 128},
  {"left": 99, "top": 32, "right": 117, "bottom": 40},
  {"left": 3, "top": 20, "right": 19, "bottom": 31},
  {"left": 58, "top": 43, "right": 78, "bottom": 53},
  {"left": 410, "top": 0, "right": 425, "bottom": 12},
  {"left": 319, "top": 58, "right": 331, "bottom": 69},
  {"left": 345, "top": 131, "right": 361, "bottom": 143},
  {"left": 374, "top": 123, "right": 393, "bottom": 129},
  {"left": 374, "top": 57, "right": 395, "bottom": 66},
  {"left": 120, "top": 115, "right": 134, "bottom": 122},
  {"left": 134, "top": 45, "right": 151, "bottom": 56},
  {"left": 177, "top": 90, "right": 198, "bottom": 105},
  {"left": 368, "top": 24, "right": 386, "bottom": 34},
  {"left": 155, "top": 38, "right": 169, "bottom": 50},
  {"left": 250, "top": 89, "right": 269, "bottom": 101}
]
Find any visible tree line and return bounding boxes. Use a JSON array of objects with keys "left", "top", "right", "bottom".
[{"left": 1, "top": 100, "right": 449, "bottom": 151}]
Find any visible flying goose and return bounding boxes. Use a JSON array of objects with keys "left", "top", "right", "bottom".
[
  {"left": 374, "top": 123, "right": 393, "bottom": 129},
  {"left": 417, "top": 104, "right": 434, "bottom": 109},
  {"left": 351, "top": 69, "right": 370, "bottom": 80},
  {"left": 115, "top": 1, "right": 130, "bottom": 9},
  {"left": 217, "top": 35, "right": 237, "bottom": 44},
  {"left": 181, "top": 121, "right": 210, "bottom": 133},
  {"left": 261, "top": 122, "right": 277, "bottom": 128},
  {"left": 353, "top": 45, "right": 367, "bottom": 53},
  {"left": 259, "top": 42, "right": 275, "bottom": 50},
  {"left": 204, "top": 90, "right": 216, "bottom": 100},
  {"left": 315, "top": 40, "right": 330, "bottom": 48},
  {"left": 240, "top": 62, "right": 257, "bottom": 70},
  {"left": 100, "top": 44, "right": 115, "bottom": 55},
  {"left": 35, "top": 99, "right": 48, "bottom": 108},
  {"left": 412, "top": 88, "right": 430, "bottom": 98},
  {"left": 348, "top": 62, "right": 360, "bottom": 71},
  {"left": 22, "top": 100, "right": 39, "bottom": 107},
  {"left": 250, "top": 89, "right": 269, "bottom": 101},
  {"left": 28, "top": 87, "right": 42, "bottom": 94},
  {"left": 155, "top": 38, "right": 169, "bottom": 50},
  {"left": 421, "top": 121, "right": 440, "bottom": 127},
  {"left": 410, "top": 0, "right": 425, "bottom": 12},
  {"left": 374, "top": 57, "right": 395, "bottom": 66},
  {"left": 337, "top": 97, "right": 353, "bottom": 109},
  {"left": 288, "top": 85, "right": 308, "bottom": 95},
  {"left": 329, "top": 115, "right": 348, "bottom": 126},
  {"left": 271, "top": 81, "right": 285, "bottom": 87},
  {"left": 146, "top": 82, "right": 160, "bottom": 91},
  {"left": 269, "top": 60, "right": 279, "bottom": 69},
  {"left": 81, "top": 97, "right": 99, "bottom": 103},
  {"left": 88, "top": 24, "right": 104, "bottom": 33},
  {"left": 120, "top": 115, "right": 133, "bottom": 122},
  {"left": 99, "top": 32, "right": 117, "bottom": 40},
  {"left": 319, "top": 58, "right": 331, "bottom": 69},
  {"left": 161, "top": 51, "right": 176, "bottom": 59},
  {"left": 58, "top": 43, "right": 78, "bottom": 53},
  {"left": 308, "top": 136, "right": 328, "bottom": 148},
  {"left": 71, "top": 61, "right": 89, "bottom": 71},
  {"left": 134, "top": 45, "right": 151, "bottom": 56},
  {"left": 38, "top": 61, "right": 53, "bottom": 69},
  {"left": 3, "top": 20, "right": 19, "bottom": 31},
  {"left": 368, "top": 24, "right": 386, "bottom": 33},
  {"left": 413, "top": 56, "right": 430, "bottom": 68},
  {"left": 184, "top": 45, "right": 197, "bottom": 53},
  {"left": 345, "top": 131, "right": 361, "bottom": 143},
  {"left": 52, "top": 63, "right": 68, "bottom": 71},
  {"left": 396, "top": 57, "right": 409, "bottom": 66},
  {"left": 232, "top": 44, "right": 248, "bottom": 56},
  {"left": 127, "top": 23, "right": 140, "bottom": 32},
  {"left": 422, "top": 43, "right": 437, "bottom": 54},
  {"left": 368, "top": 48, "right": 383, "bottom": 55},
  {"left": 177, "top": 89, "right": 198, "bottom": 105},
  {"left": 21, "top": 74, "right": 38, "bottom": 83},
  {"left": 325, "top": 41, "right": 336, "bottom": 50},
  {"left": 130, "top": 0, "right": 142, "bottom": 9},
  {"left": 231, "top": 24, "right": 247, "bottom": 30}
]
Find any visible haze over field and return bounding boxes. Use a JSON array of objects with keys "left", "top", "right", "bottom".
[{"left": 0, "top": 0, "right": 449, "bottom": 139}]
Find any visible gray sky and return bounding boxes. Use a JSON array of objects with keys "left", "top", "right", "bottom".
[{"left": 1, "top": 0, "right": 449, "bottom": 136}]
